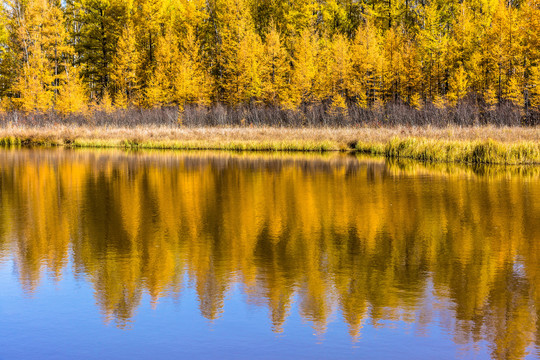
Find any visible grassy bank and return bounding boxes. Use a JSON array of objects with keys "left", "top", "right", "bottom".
[
  {"left": 355, "top": 138, "right": 540, "bottom": 165},
  {"left": 0, "top": 125, "right": 539, "bottom": 165}
]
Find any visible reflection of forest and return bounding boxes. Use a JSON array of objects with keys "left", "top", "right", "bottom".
[{"left": 0, "top": 149, "right": 538, "bottom": 359}]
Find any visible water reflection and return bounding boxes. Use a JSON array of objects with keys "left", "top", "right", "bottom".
[{"left": 0, "top": 149, "right": 538, "bottom": 359}]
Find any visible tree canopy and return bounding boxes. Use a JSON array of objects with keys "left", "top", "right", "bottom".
[{"left": 0, "top": 0, "right": 539, "bottom": 115}]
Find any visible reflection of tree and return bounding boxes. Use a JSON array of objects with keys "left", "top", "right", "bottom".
[
  {"left": 0, "top": 149, "right": 539, "bottom": 358},
  {"left": 484, "top": 265, "right": 534, "bottom": 360}
]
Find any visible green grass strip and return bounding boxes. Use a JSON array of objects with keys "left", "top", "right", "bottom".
[{"left": 1, "top": 135, "right": 540, "bottom": 165}]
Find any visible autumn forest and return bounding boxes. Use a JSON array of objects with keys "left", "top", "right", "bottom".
[{"left": 0, "top": 0, "right": 539, "bottom": 125}]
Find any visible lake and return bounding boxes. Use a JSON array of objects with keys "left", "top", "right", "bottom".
[{"left": 0, "top": 148, "right": 538, "bottom": 359}]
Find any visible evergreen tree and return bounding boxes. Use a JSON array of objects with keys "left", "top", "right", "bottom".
[{"left": 67, "top": 0, "right": 127, "bottom": 99}]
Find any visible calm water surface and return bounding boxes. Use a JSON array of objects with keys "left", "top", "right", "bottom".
[{"left": 0, "top": 148, "right": 539, "bottom": 359}]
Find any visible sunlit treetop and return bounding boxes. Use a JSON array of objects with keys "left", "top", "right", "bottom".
[{"left": 0, "top": 0, "right": 538, "bottom": 113}]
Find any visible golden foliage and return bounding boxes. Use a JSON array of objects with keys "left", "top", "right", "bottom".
[
  {"left": 0, "top": 150, "right": 539, "bottom": 359},
  {"left": 0, "top": 0, "right": 539, "bottom": 112},
  {"left": 55, "top": 65, "right": 87, "bottom": 115}
]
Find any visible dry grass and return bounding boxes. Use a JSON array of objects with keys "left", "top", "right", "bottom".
[
  {"left": 0, "top": 124, "right": 539, "bottom": 164},
  {"left": 0, "top": 124, "right": 539, "bottom": 143}
]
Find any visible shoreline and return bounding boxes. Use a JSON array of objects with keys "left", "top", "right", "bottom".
[{"left": 0, "top": 125, "right": 539, "bottom": 165}]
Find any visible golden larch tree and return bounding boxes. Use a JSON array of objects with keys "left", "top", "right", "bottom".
[{"left": 260, "top": 24, "right": 289, "bottom": 106}]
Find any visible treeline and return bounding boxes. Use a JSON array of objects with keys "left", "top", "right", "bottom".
[{"left": 0, "top": 0, "right": 539, "bottom": 125}]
